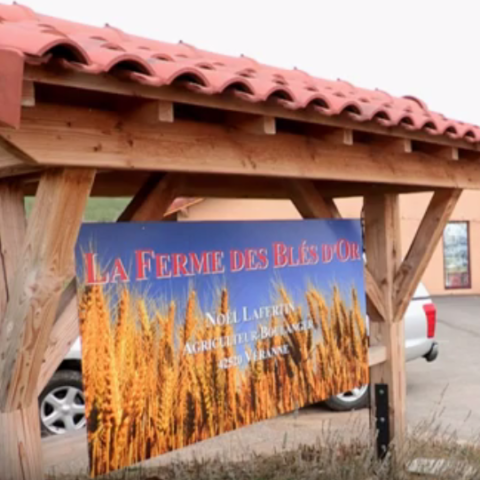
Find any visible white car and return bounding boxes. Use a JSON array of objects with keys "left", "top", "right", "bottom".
[{"left": 38, "top": 283, "right": 438, "bottom": 435}]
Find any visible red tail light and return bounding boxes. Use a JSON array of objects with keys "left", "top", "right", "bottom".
[{"left": 423, "top": 303, "right": 437, "bottom": 339}]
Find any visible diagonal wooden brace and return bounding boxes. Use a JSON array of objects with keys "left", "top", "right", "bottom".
[
  {"left": 0, "top": 168, "right": 95, "bottom": 411},
  {"left": 288, "top": 179, "right": 386, "bottom": 320},
  {"left": 393, "top": 189, "right": 461, "bottom": 323}
]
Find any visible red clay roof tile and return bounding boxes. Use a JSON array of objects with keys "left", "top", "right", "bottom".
[{"left": 0, "top": 2, "right": 479, "bottom": 141}]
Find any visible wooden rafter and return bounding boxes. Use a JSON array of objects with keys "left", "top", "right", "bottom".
[
  {"left": 25, "top": 64, "right": 480, "bottom": 154},
  {"left": 0, "top": 168, "right": 95, "bottom": 411},
  {"left": 3, "top": 103, "right": 480, "bottom": 188},
  {"left": 393, "top": 189, "right": 462, "bottom": 323},
  {"left": 37, "top": 173, "right": 180, "bottom": 394}
]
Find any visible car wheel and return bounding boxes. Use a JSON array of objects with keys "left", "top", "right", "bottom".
[
  {"left": 324, "top": 385, "right": 370, "bottom": 411},
  {"left": 39, "top": 370, "right": 86, "bottom": 436}
]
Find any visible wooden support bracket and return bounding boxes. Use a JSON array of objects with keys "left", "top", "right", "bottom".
[
  {"left": 288, "top": 179, "right": 341, "bottom": 218},
  {"left": 289, "top": 179, "right": 387, "bottom": 322},
  {"left": 393, "top": 189, "right": 461, "bottom": 322}
]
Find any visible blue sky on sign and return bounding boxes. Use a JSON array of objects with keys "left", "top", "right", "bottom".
[{"left": 75, "top": 220, "right": 366, "bottom": 347}]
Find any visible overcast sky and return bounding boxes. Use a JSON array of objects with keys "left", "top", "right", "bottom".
[{"left": 21, "top": 0, "right": 480, "bottom": 125}]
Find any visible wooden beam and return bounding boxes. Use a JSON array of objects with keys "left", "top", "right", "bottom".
[
  {"left": 0, "top": 183, "right": 35, "bottom": 480},
  {"left": 37, "top": 173, "right": 179, "bottom": 395},
  {"left": 364, "top": 193, "right": 406, "bottom": 447},
  {"left": 181, "top": 173, "right": 287, "bottom": 199},
  {"left": 25, "top": 64, "right": 480, "bottom": 153},
  {"left": 0, "top": 168, "right": 95, "bottom": 411},
  {"left": 23, "top": 171, "right": 442, "bottom": 199},
  {"left": 393, "top": 189, "right": 461, "bottom": 323},
  {"left": 4, "top": 103, "right": 480, "bottom": 189},
  {"left": 80, "top": 171, "right": 437, "bottom": 199}
]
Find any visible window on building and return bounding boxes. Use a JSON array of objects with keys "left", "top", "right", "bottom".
[{"left": 443, "top": 221, "right": 471, "bottom": 289}]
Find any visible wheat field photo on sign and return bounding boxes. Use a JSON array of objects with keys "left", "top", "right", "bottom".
[{"left": 74, "top": 220, "right": 369, "bottom": 476}]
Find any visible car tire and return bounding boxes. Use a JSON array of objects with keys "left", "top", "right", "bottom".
[
  {"left": 39, "top": 369, "right": 86, "bottom": 436},
  {"left": 324, "top": 385, "right": 370, "bottom": 412}
]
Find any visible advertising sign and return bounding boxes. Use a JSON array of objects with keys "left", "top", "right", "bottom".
[{"left": 74, "top": 220, "right": 368, "bottom": 476}]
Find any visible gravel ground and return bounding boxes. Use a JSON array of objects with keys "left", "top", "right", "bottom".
[{"left": 44, "top": 296, "right": 480, "bottom": 476}]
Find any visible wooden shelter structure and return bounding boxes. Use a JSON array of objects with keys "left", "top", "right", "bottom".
[{"left": 0, "top": 3, "right": 479, "bottom": 479}]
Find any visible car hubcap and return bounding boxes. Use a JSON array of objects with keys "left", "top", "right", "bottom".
[
  {"left": 41, "top": 386, "right": 86, "bottom": 434},
  {"left": 336, "top": 384, "right": 369, "bottom": 403}
]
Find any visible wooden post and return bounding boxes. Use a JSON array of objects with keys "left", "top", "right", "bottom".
[
  {"left": 0, "top": 168, "right": 94, "bottom": 480},
  {"left": 37, "top": 173, "right": 179, "bottom": 394},
  {"left": 364, "top": 193, "right": 406, "bottom": 447}
]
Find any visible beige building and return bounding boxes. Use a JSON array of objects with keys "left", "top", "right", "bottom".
[{"left": 172, "top": 191, "right": 480, "bottom": 296}]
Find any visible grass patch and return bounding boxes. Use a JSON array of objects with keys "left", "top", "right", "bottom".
[
  {"left": 46, "top": 426, "right": 480, "bottom": 480},
  {"left": 25, "top": 197, "right": 130, "bottom": 222}
]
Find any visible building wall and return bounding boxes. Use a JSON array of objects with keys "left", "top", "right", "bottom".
[{"left": 178, "top": 191, "right": 480, "bottom": 296}]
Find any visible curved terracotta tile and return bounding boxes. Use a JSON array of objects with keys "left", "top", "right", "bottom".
[{"left": 0, "top": 3, "right": 478, "bottom": 142}]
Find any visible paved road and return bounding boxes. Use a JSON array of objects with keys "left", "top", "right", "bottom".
[
  {"left": 406, "top": 296, "right": 480, "bottom": 440},
  {"left": 45, "top": 296, "right": 480, "bottom": 476}
]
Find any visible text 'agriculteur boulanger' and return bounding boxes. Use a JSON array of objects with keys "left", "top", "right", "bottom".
[{"left": 83, "top": 240, "right": 362, "bottom": 285}]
